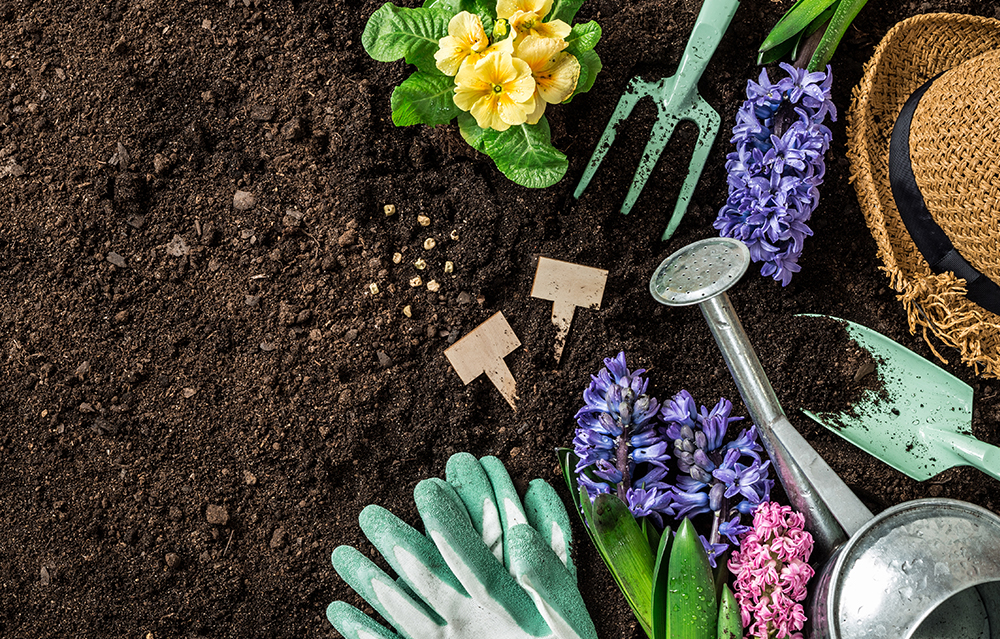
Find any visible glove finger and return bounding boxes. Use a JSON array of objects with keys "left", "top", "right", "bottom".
[
  {"left": 414, "top": 477, "right": 551, "bottom": 637},
  {"left": 357, "top": 504, "right": 469, "bottom": 619},
  {"left": 445, "top": 452, "right": 504, "bottom": 561},
  {"left": 326, "top": 601, "right": 402, "bottom": 639},
  {"left": 523, "top": 478, "right": 575, "bottom": 578},
  {"left": 480, "top": 456, "right": 529, "bottom": 572},
  {"left": 330, "top": 545, "right": 446, "bottom": 639},
  {"left": 507, "top": 524, "right": 599, "bottom": 639}
]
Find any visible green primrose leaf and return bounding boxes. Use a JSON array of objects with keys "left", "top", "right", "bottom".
[
  {"left": 362, "top": 4, "right": 451, "bottom": 75},
  {"left": 716, "top": 584, "right": 742, "bottom": 639},
  {"left": 665, "top": 519, "right": 717, "bottom": 639},
  {"left": 458, "top": 111, "right": 488, "bottom": 153},
  {"left": 423, "top": 0, "right": 460, "bottom": 10},
  {"left": 461, "top": 0, "right": 497, "bottom": 21},
  {"left": 546, "top": 0, "right": 585, "bottom": 24},
  {"left": 806, "top": 0, "right": 869, "bottom": 71},
  {"left": 581, "top": 489, "right": 655, "bottom": 636},
  {"left": 758, "top": 0, "right": 837, "bottom": 54},
  {"left": 570, "top": 49, "right": 601, "bottom": 99},
  {"left": 390, "top": 72, "right": 460, "bottom": 126},
  {"left": 483, "top": 118, "right": 568, "bottom": 188},
  {"left": 651, "top": 524, "right": 673, "bottom": 639},
  {"left": 566, "top": 21, "right": 601, "bottom": 55}
]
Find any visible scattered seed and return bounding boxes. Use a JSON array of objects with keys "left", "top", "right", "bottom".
[
  {"left": 409, "top": 276, "right": 423, "bottom": 288},
  {"left": 402, "top": 305, "right": 412, "bottom": 318},
  {"left": 417, "top": 215, "right": 431, "bottom": 227},
  {"left": 384, "top": 204, "right": 396, "bottom": 216},
  {"left": 423, "top": 238, "right": 436, "bottom": 250},
  {"left": 414, "top": 258, "right": 427, "bottom": 270},
  {"left": 369, "top": 283, "right": 379, "bottom": 295},
  {"left": 426, "top": 280, "right": 441, "bottom": 292},
  {"left": 444, "top": 261, "right": 454, "bottom": 274},
  {"left": 450, "top": 229, "right": 459, "bottom": 240},
  {"left": 392, "top": 252, "right": 402, "bottom": 264}
]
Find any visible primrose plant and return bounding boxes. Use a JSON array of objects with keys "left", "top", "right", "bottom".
[{"left": 362, "top": 0, "right": 602, "bottom": 188}]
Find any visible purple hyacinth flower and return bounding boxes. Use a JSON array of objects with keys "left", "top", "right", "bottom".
[{"left": 700, "top": 535, "right": 730, "bottom": 569}]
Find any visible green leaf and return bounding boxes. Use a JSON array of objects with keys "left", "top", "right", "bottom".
[
  {"left": 717, "top": 584, "right": 742, "bottom": 639},
  {"left": 756, "top": 34, "right": 796, "bottom": 66},
  {"left": 665, "top": 519, "right": 717, "bottom": 639},
  {"left": 806, "top": 0, "right": 869, "bottom": 71},
  {"left": 643, "top": 517, "right": 662, "bottom": 553},
  {"left": 458, "top": 111, "right": 488, "bottom": 153},
  {"left": 424, "top": 0, "right": 460, "bottom": 10},
  {"left": 758, "top": 0, "right": 837, "bottom": 54},
  {"left": 566, "top": 21, "right": 601, "bottom": 55},
  {"left": 461, "top": 0, "right": 497, "bottom": 21},
  {"left": 390, "top": 71, "right": 460, "bottom": 126},
  {"left": 362, "top": 4, "right": 452, "bottom": 75},
  {"left": 570, "top": 49, "right": 601, "bottom": 99},
  {"left": 546, "top": 0, "right": 585, "bottom": 24},
  {"left": 651, "top": 525, "right": 674, "bottom": 639},
  {"left": 483, "top": 118, "right": 568, "bottom": 188},
  {"left": 581, "top": 489, "right": 655, "bottom": 636}
]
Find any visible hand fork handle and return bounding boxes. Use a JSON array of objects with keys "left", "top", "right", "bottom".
[{"left": 664, "top": 0, "right": 741, "bottom": 110}]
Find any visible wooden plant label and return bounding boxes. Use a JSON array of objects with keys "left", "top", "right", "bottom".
[
  {"left": 444, "top": 312, "right": 521, "bottom": 410},
  {"left": 530, "top": 257, "right": 608, "bottom": 363}
]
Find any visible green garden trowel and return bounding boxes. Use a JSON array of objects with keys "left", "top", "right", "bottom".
[
  {"left": 800, "top": 316, "right": 1000, "bottom": 482},
  {"left": 573, "top": 0, "right": 740, "bottom": 240}
]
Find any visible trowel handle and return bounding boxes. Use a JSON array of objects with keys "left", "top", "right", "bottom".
[
  {"left": 699, "top": 293, "right": 874, "bottom": 563},
  {"left": 671, "top": 0, "right": 739, "bottom": 98},
  {"left": 936, "top": 428, "right": 1000, "bottom": 482}
]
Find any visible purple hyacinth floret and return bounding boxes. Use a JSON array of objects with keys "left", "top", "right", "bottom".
[
  {"left": 659, "top": 390, "right": 773, "bottom": 566},
  {"left": 715, "top": 63, "right": 836, "bottom": 286},
  {"left": 573, "top": 352, "right": 674, "bottom": 527}
]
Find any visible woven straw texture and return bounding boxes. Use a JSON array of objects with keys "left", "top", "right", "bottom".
[{"left": 847, "top": 13, "right": 1000, "bottom": 377}]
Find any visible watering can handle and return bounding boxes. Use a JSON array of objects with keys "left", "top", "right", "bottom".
[{"left": 670, "top": 0, "right": 740, "bottom": 104}]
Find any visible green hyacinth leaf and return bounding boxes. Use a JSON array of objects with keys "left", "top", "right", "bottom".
[
  {"left": 806, "top": 0, "right": 869, "bottom": 71},
  {"left": 546, "top": 0, "right": 585, "bottom": 24},
  {"left": 758, "top": 0, "right": 836, "bottom": 54},
  {"left": 651, "top": 523, "right": 674, "bottom": 639},
  {"left": 582, "top": 490, "right": 655, "bottom": 637},
  {"left": 717, "top": 584, "right": 743, "bottom": 639},
  {"left": 362, "top": 4, "right": 451, "bottom": 75},
  {"left": 665, "top": 519, "right": 717, "bottom": 639},
  {"left": 390, "top": 72, "right": 459, "bottom": 126},
  {"left": 483, "top": 118, "right": 568, "bottom": 188},
  {"left": 566, "top": 21, "right": 601, "bottom": 55}
]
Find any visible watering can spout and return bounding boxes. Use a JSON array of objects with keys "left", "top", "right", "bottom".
[{"left": 649, "top": 238, "right": 874, "bottom": 564}]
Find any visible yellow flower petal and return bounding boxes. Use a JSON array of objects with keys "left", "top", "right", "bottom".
[
  {"left": 497, "top": 0, "right": 552, "bottom": 20},
  {"left": 515, "top": 34, "right": 566, "bottom": 72},
  {"left": 453, "top": 51, "right": 536, "bottom": 130},
  {"left": 434, "top": 12, "right": 488, "bottom": 76},
  {"left": 505, "top": 56, "right": 536, "bottom": 103},
  {"left": 535, "top": 51, "right": 579, "bottom": 104},
  {"left": 530, "top": 18, "right": 571, "bottom": 40},
  {"left": 525, "top": 97, "right": 546, "bottom": 125},
  {"left": 496, "top": 93, "right": 532, "bottom": 127},
  {"left": 471, "top": 95, "right": 508, "bottom": 130}
]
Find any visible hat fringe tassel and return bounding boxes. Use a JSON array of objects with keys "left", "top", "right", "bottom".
[{"left": 895, "top": 271, "right": 1000, "bottom": 378}]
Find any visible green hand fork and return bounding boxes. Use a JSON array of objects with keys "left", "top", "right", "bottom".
[{"left": 573, "top": 0, "right": 740, "bottom": 240}]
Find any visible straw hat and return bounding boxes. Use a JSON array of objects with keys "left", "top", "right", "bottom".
[{"left": 847, "top": 13, "right": 1000, "bottom": 378}]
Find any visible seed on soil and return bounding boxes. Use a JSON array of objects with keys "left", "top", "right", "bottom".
[
  {"left": 427, "top": 280, "right": 441, "bottom": 292},
  {"left": 383, "top": 204, "right": 395, "bottom": 216},
  {"left": 417, "top": 215, "right": 431, "bottom": 226},
  {"left": 403, "top": 305, "right": 412, "bottom": 317},
  {"left": 444, "top": 261, "right": 454, "bottom": 273},
  {"left": 450, "top": 229, "right": 459, "bottom": 240},
  {"left": 392, "top": 252, "right": 402, "bottom": 264},
  {"left": 414, "top": 258, "right": 426, "bottom": 270},
  {"left": 409, "top": 276, "right": 423, "bottom": 287},
  {"left": 369, "top": 283, "right": 379, "bottom": 295},
  {"left": 423, "top": 238, "right": 436, "bottom": 250}
]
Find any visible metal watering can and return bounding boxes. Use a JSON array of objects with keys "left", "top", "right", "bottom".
[{"left": 649, "top": 238, "right": 1000, "bottom": 638}]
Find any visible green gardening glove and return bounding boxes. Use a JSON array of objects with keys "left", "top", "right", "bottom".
[{"left": 327, "top": 453, "right": 598, "bottom": 639}]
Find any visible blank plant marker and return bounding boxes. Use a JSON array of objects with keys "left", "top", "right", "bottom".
[
  {"left": 530, "top": 257, "right": 608, "bottom": 363},
  {"left": 445, "top": 312, "right": 521, "bottom": 410}
]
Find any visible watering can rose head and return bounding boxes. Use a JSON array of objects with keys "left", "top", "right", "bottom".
[{"left": 361, "top": 0, "right": 602, "bottom": 188}]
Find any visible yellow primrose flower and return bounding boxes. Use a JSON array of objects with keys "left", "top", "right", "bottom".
[
  {"left": 435, "top": 12, "right": 490, "bottom": 76},
  {"left": 516, "top": 35, "right": 580, "bottom": 124},
  {"left": 497, "top": 0, "right": 570, "bottom": 41},
  {"left": 454, "top": 51, "right": 536, "bottom": 131}
]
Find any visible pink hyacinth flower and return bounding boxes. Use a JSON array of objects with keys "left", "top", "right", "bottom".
[{"left": 729, "top": 501, "right": 815, "bottom": 639}]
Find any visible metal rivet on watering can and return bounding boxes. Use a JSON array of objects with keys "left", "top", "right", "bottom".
[{"left": 650, "top": 237, "right": 1000, "bottom": 639}]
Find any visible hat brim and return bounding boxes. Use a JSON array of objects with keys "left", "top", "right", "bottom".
[{"left": 847, "top": 12, "right": 1000, "bottom": 377}]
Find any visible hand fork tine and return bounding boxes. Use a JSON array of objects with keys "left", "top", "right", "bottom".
[{"left": 573, "top": 0, "right": 741, "bottom": 240}]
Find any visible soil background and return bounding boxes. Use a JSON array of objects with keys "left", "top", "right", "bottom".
[{"left": 3, "top": 0, "right": 1000, "bottom": 638}]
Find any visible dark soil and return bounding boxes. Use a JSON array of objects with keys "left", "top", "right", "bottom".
[{"left": 2, "top": 1, "right": 999, "bottom": 638}]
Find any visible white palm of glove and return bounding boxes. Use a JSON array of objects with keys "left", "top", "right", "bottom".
[{"left": 328, "top": 454, "right": 597, "bottom": 639}]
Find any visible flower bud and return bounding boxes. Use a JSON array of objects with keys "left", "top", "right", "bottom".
[
  {"left": 690, "top": 466, "right": 713, "bottom": 484},
  {"left": 680, "top": 425, "right": 695, "bottom": 441},
  {"left": 693, "top": 448, "right": 715, "bottom": 472},
  {"left": 709, "top": 482, "right": 726, "bottom": 512},
  {"left": 694, "top": 430, "right": 708, "bottom": 450}
]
